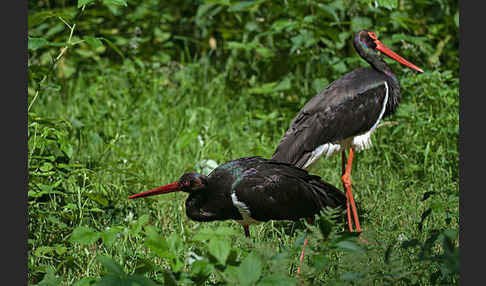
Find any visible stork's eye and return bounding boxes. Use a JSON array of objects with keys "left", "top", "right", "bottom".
[{"left": 368, "top": 32, "right": 377, "bottom": 40}]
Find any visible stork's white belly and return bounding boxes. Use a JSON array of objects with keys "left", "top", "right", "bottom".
[{"left": 231, "top": 192, "right": 261, "bottom": 226}]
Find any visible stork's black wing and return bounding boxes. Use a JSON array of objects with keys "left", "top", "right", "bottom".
[
  {"left": 272, "top": 68, "right": 392, "bottom": 168},
  {"left": 231, "top": 160, "right": 346, "bottom": 222}
]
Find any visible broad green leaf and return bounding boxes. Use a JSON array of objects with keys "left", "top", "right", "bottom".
[
  {"left": 227, "top": 41, "right": 249, "bottom": 50},
  {"left": 376, "top": 0, "right": 397, "bottom": 9},
  {"left": 312, "top": 78, "right": 329, "bottom": 93},
  {"left": 255, "top": 47, "right": 275, "bottom": 58},
  {"left": 69, "top": 226, "right": 100, "bottom": 245},
  {"left": 36, "top": 267, "right": 62, "bottom": 286},
  {"left": 28, "top": 11, "right": 72, "bottom": 29},
  {"left": 208, "top": 238, "right": 231, "bottom": 265},
  {"left": 311, "top": 254, "right": 328, "bottom": 270},
  {"left": 99, "top": 226, "right": 124, "bottom": 247},
  {"left": 72, "top": 277, "right": 97, "bottom": 286},
  {"left": 84, "top": 36, "right": 104, "bottom": 49},
  {"left": 237, "top": 253, "right": 262, "bottom": 285},
  {"left": 144, "top": 226, "right": 171, "bottom": 258},
  {"left": 190, "top": 260, "right": 213, "bottom": 282},
  {"left": 316, "top": 4, "right": 340, "bottom": 23},
  {"left": 103, "top": 0, "right": 128, "bottom": 7},
  {"left": 28, "top": 37, "right": 51, "bottom": 51},
  {"left": 193, "top": 226, "right": 238, "bottom": 241},
  {"left": 335, "top": 240, "right": 365, "bottom": 253},
  {"left": 223, "top": 265, "right": 240, "bottom": 284},
  {"left": 133, "top": 258, "right": 155, "bottom": 275},
  {"left": 258, "top": 274, "right": 297, "bottom": 286},
  {"left": 39, "top": 162, "right": 54, "bottom": 172},
  {"left": 205, "top": 0, "right": 231, "bottom": 5},
  {"left": 96, "top": 255, "right": 125, "bottom": 276},
  {"left": 351, "top": 16, "right": 372, "bottom": 32},
  {"left": 271, "top": 19, "right": 297, "bottom": 32},
  {"left": 163, "top": 271, "right": 178, "bottom": 286},
  {"left": 84, "top": 192, "right": 109, "bottom": 207},
  {"left": 247, "top": 82, "right": 278, "bottom": 94},
  {"left": 274, "top": 77, "right": 291, "bottom": 91},
  {"left": 341, "top": 271, "right": 363, "bottom": 280},
  {"left": 228, "top": 1, "right": 260, "bottom": 12}
]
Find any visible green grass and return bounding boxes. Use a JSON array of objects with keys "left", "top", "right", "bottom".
[{"left": 28, "top": 59, "right": 458, "bottom": 285}]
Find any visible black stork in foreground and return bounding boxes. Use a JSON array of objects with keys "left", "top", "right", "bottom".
[
  {"left": 271, "top": 30, "right": 423, "bottom": 233},
  {"left": 128, "top": 156, "right": 346, "bottom": 238}
]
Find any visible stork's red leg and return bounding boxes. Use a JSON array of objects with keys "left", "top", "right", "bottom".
[
  {"left": 297, "top": 237, "right": 309, "bottom": 275},
  {"left": 243, "top": 225, "right": 250, "bottom": 238},
  {"left": 341, "top": 148, "right": 362, "bottom": 233},
  {"left": 342, "top": 151, "right": 354, "bottom": 232},
  {"left": 297, "top": 218, "right": 314, "bottom": 275}
]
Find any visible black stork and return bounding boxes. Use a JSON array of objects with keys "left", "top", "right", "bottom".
[
  {"left": 271, "top": 30, "right": 423, "bottom": 233},
  {"left": 128, "top": 156, "right": 346, "bottom": 238}
]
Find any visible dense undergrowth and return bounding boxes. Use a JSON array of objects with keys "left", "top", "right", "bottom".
[{"left": 28, "top": 0, "right": 459, "bottom": 285}]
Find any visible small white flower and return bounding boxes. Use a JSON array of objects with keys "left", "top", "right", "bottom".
[
  {"left": 397, "top": 233, "right": 408, "bottom": 242},
  {"left": 124, "top": 211, "right": 134, "bottom": 223},
  {"left": 187, "top": 251, "right": 203, "bottom": 265},
  {"left": 198, "top": 135, "right": 204, "bottom": 147}
]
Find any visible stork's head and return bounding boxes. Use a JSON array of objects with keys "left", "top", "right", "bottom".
[
  {"left": 353, "top": 30, "right": 423, "bottom": 73},
  {"left": 128, "top": 172, "right": 208, "bottom": 199}
]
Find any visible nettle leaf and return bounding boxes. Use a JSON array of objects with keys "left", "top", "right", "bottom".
[
  {"left": 208, "top": 238, "right": 231, "bottom": 265},
  {"left": 258, "top": 274, "right": 297, "bottom": 286},
  {"left": 190, "top": 260, "right": 213, "bottom": 282},
  {"left": 335, "top": 240, "right": 365, "bottom": 253},
  {"left": 312, "top": 254, "right": 329, "bottom": 270},
  {"left": 99, "top": 226, "right": 124, "bottom": 247},
  {"left": 36, "top": 267, "right": 62, "bottom": 286},
  {"left": 237, "top": 253, "right": 262, "bottom": 285},
  {"left": 72, "top": 277, "right": 97, "bottom": 286},
  {"left": 96, "top": 256, "right": 125, "bottom": 276},
  {"left": 69, "top": 226, "right": 101, "bottom": 245},
  {"left": 144, "top": 226, "right": 172, "bottom": 259}
]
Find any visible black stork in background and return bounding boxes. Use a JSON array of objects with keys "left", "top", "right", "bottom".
[
  {"left": 128, "top": 156, "right": 346, "bottom": 238},
  {"left": 271, "top": 30, "right": 423, "bottom": 233}
]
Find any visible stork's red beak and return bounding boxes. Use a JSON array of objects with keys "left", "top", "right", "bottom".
[
  {"left": 128, "top": 182, "right": 180, "bottom": 199},
  {"left": 369, "top": 32, "right": 423, "bottom": 73}
]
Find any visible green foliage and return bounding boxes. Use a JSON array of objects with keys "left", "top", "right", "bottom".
[{"left": 28, "top": 0, "right": 458, "bottom": 285}]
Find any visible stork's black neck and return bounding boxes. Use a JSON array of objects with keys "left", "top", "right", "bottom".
[
  {"left": 184, "top": 176, "right": 242, "bottom": 222},
  {"left": 353, "top": 32, "right": 401, "bottom": 116},
  {"left": 353, "top": 33, "right": 399, "bottom": 85}
]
